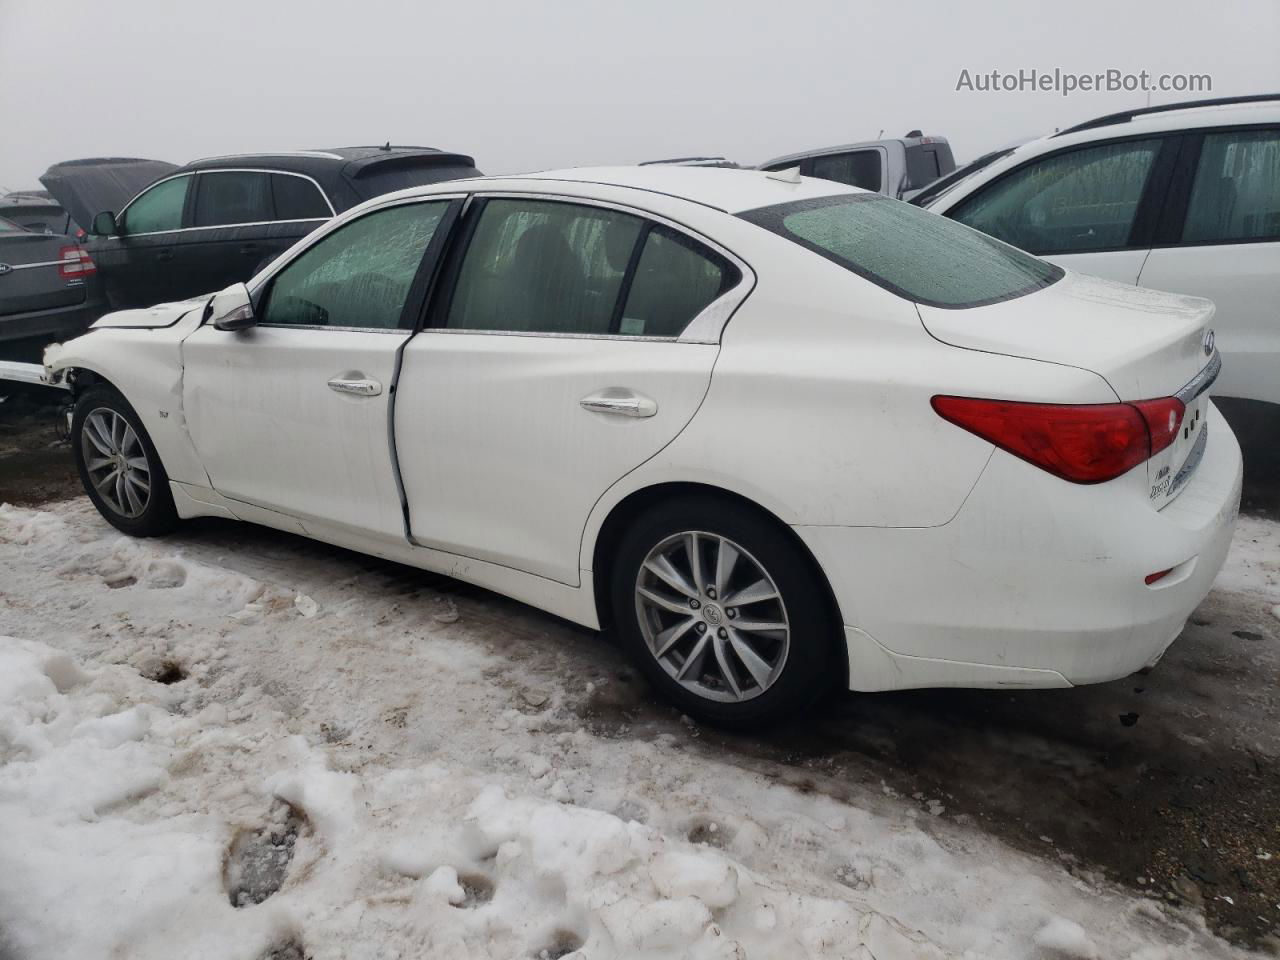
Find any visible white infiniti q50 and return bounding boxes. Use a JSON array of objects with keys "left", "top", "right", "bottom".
[{"left": 26, "top": 166, "right": 1240, "bottom": 727}]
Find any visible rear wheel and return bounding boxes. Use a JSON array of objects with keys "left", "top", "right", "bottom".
[
  {"left": 611, "top": 497, "right": 838, "bottom": 729},
  {"left": 72, "top": 385, "right": 178, "bottom": 537}
]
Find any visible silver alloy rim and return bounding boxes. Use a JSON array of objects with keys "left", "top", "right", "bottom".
[
  {"left": 81, "top": 408, "right": 151, "bottom": 519},
  {"left": 634, "top": 531, "right": 790, "bottom": 703}
]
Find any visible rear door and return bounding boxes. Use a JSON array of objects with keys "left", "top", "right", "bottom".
[
  {"left": 183, "top": 197, "right": 459, "bottom": 539},
  {"left": 944, "top": 136, "right": 1179, "bottom": 284},
  {"left": 181, "top": 170, "right": 332, "bottom": 296},
  {"left": 395, "top": 194, "right": 747, "bottom": 585},
  {"left": 1137, "top": 126, "right": 1280, "bottom": 405}
]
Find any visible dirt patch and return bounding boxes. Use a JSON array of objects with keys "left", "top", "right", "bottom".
[
  {"left": 224, "top": 803, "right": 306, "bottom": 907},
  {"left": 0, "top": 388, "right": 79, "bottom": 508}
]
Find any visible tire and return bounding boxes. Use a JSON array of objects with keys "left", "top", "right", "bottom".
[
  {"left": 611, "top": 496, "right": 838, "bottom": 730},
  {"left": 71, "top": 384, "right": 178, "bottom": 537}
]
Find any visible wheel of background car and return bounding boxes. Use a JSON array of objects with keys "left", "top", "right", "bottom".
[
  {"left": 72, "top": 385, "right": 178, "bottom": 537},
  {"left": 611, "top": 496, "right": 837, "bottom": 729}
]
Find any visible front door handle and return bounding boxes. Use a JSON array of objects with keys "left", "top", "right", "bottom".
[
  {"left": 580, "top": 388, "right": 657, "bottom": 418},
  {"left": 328, "top": 375, "right": 382, "bottom": 397},
  {"left": 155, "top": 250, "right": 174, "bottom": 263}
]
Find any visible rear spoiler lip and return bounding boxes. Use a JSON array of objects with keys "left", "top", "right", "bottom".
[
  {"left": 342, "top": 152, "right": 478, "bottom": 179},
  {"left": 0, "top": 359, "right": 69, "bottom": 390}
]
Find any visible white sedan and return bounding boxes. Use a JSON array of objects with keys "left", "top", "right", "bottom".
[{"left": 32, "top": 166, "right": 1241, "bottom": 727}]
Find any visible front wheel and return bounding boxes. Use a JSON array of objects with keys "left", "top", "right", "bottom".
[
  {"left": 72, "top": 384, "right": 178, "bottom": 537},
  {"left": 611, "top": 497, "right": 838, "bottom": 729}
]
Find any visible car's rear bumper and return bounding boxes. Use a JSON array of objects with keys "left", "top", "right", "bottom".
[
  {"left": 796, "top": 401, "right": 1243, "bottom": 691},
  {"left": 0, "top": 298, "right": 105, "bottom": 344}
]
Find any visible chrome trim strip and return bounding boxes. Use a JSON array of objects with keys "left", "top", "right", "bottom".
[
  {"left": 420, "top": 327, "right": 709, "bottom": 344},
  {"left": 255, "top": 323, "right": 409, "bottom": 335},
  {"left": 111, "top": 168, "right": 336, "bottom": 237},
  {"left": 1174, "top": 352, "right": 1222, "bottom": 405},
  {"left": 4, "top": 259, "right": 64, "bottom": 270},
  {"left": 1168, "top": 419, "right": 1208, "bottom": 499}
]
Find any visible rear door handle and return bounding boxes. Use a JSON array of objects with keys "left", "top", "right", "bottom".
[
  {"left": 580, "top": 389, "right": 657, "bottom": 418},
  {"left": 328, "top": 375, "right": 382, "bottom": 397},
  {"left": 239, "top": 244, "right": 258, "bottom": 255}
]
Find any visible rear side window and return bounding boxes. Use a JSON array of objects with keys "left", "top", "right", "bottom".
[
  {"left": 621, "top": 226, "right": 731, "bottom": 336},
  {"left": 121, "top": 175, "right": 191, "bottom": 234},
  {"left": 193, "top": 171, "right": 273, "bottom": 227},
  {"left": 447, "top": 199, "right": 642, "bottom": 335},
  {"left": 1182, "top": 129, "right": 1280, "bottom": 243},
  {"left": 272, "top": 174, "right": 331, "bottom": 221},
  {"left": 810, "top": 151, "right": 882, "bottom": 191},
  {"left": 741, "top": 194, "right": 1062, "bottom": 309}
]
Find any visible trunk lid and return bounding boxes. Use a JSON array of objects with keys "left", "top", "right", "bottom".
[
  {"left": 919, "top": 270, "right": 1218, "bottom": 508},
  {"left": 0, "top": 232, "right": 86, "bottom": 316}
]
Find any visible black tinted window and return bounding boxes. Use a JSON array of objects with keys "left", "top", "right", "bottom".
[
  {"left": 810, "top": 151, "right": 882, "bottom": 191},
  {"left": 620, "top": 226, "right": 732, "bottom": 336},
  {"left": 742, "top": 194, "right": 1061, "bottom": 309},
  {"left": 272, "top": 174, "right": 331, "bottom": 221},
  {"left": 193, "top": 171, "right": 272, "bottom": 227},
  {"left": 446, "top": 199, "right": 643, "bottom": 335}
]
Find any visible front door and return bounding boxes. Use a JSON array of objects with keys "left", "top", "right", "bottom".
[
  {"left": 182, "top": 197, "right": 457, "bottom": 540},
  {"left": 944, "top": 136, "right": 1173, "bottom": 284},
  {"left": 396, "top": 195, "right": 743, "bottom": 585},
  {"left": 95, "top": 173, "right": 194, "bottom": 309}
]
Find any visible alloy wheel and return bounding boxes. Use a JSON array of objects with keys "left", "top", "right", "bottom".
[
  {"left": 634, "top": 531, "right": 790, "bottom": 703},
  {"left": 81, "top": 408, "right": 152, "bottom": 519}
]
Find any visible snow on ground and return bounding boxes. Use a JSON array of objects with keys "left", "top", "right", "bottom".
[{"left": 0, "top": 500, "right": 1274, "bottom": 960}]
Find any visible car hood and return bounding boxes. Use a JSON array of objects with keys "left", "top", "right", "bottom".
[
  {"left": 92, "top": 295, "right": 209, "bottom": 330},
  {"left": 39, "top": 158, "right": 178, "bottom": 229}
]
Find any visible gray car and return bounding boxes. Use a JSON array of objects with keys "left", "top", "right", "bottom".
[
  {"left": 0, "top": 216, "right": 106, "bottom": 345},
  {"left": 759, "top": 131, "right": 956, "bottom": 200}
]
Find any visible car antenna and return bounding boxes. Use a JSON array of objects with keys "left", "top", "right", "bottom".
[{"left": 382, "top": 141, "right": 392, "bottom": 151}]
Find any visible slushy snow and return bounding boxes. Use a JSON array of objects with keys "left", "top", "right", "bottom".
[{"left": 0, "top": 500, "right": 1272, "bottom": 959}]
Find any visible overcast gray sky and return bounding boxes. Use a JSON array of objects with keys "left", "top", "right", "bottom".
[{"left": 2, "top": 0, "right": 1277, "bottom": 191}]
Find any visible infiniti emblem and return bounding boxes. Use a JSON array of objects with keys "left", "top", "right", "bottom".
[
  {"left": 0, "top": 263, "right": 12, "bottom": 276},
  {"left": 703, "top": 604, "right": 723, "bottom": 626},
  {"left": 1203, "top": 329, "right": 1215, "bottom": 356}
]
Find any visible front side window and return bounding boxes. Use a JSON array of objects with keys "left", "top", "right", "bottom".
[
  {"left": 259, "top": 201, "right": 448, "bottom": 330},
  {"left": 193, "top": 171, "right": 273, "bottom": 227},
  {"left": 272, "top": 174, "right": 331, "bottom": 221},
  {"left": 949, "top": 139, "right": 1161, "bottom": 254},
  {"left": 121, "top": 175, "right": 191, "bottom": 234},
  {"left": 810, "top": 151, "right": 883, "bottom": 191},
  {"left": 445, "top": 198, "right": 735, "bottom": 337},
  {"left": 741, "top": 193, "right": 1061, "bottom": 309},
  {"left": 1182, "top": 129, "right": 1280, "bottom": 244}
]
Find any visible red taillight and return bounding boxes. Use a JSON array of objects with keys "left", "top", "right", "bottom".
[
  {"left": 1133, "top": 396, "right": 1185, "bottom": 458},
  {"left": 58, "top": 245, "right": 96, "bottom": 278},
  {"left": 931, "top": 394, "right": 1183, "bottom": 485},
  {"left": 1144, "top": 568, "right": 1174, "bottom": 585}
]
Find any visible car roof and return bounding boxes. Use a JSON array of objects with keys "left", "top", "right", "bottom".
[
  {"left": 182, "top": 146, "right": 477, "bottom": 175},
  {"left": 464, "top": 165, "right": 860, "bottom": 214}
]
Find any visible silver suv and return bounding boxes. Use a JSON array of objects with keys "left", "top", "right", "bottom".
[{"left": 758, "top": 132, "right": 956, "bottom": 200}]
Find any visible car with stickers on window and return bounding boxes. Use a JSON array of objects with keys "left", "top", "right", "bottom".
[
  {"left": 917, "top": 94, "right": 1280, "bottom": 407},
  {"left": 63, "top": 146, "right": 482, "bottom": 311},
  {"left": 6, "top": 165, "right": 1241, "bottom": 728}
]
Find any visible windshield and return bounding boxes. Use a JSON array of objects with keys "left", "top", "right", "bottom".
[{"left": 740, "top": 193, "right": 1062, "bottom": 309}]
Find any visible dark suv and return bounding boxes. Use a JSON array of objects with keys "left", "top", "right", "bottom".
[{"left": 79, "top": 146, "right": 481, "bottom": 309}]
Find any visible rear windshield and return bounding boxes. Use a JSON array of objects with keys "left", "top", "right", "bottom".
[
  {"left": 740, "top": 193, "right": 1062, "bottom": 309},
  {"left": 0, "top": 216, "right": 24, "bottom": 233}
]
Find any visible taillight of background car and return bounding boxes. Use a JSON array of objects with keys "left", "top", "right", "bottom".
[{"left": 58, "top": 245, "right": 97, "bottom": 279}]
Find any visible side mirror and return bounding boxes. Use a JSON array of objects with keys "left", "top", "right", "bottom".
[
  {"left": 208, "top": 283, "right": 257, "bottom": 332},
  {"left": 91, "top": 211, "right": 118, "bottom": 236}
]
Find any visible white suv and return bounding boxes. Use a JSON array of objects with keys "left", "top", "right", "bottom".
[{"left": 918, "top": 95, "right": 1280, "bottom": 406}]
